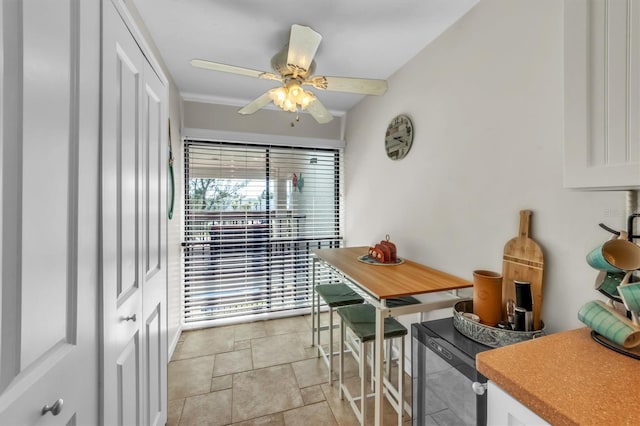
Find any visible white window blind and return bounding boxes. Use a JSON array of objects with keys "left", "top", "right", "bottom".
[{"left": 182, "top": 140, "right": 343, "bottom": 325}]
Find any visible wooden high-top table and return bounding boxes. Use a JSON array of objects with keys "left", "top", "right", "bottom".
[{"left": 312, "top": 247, "right": 473, "bottom": 426}]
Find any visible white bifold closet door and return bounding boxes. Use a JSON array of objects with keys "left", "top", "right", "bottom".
[
  {"left": 101, "top": 2, "right": 168, "bottom": 425},
  {"left": 0, "top": 0, "right": 100, "bottom": 424}
]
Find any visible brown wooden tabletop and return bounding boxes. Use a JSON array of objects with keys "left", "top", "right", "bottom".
[{"left": 313, "top": 246, "right": 472, "bottom": 300}]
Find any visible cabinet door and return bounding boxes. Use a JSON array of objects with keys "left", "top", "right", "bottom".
[
  {"left": 487, "top": 381, "right": 549, "bottom": 426},
  {"left": 101, "top": 2, "right": 168, "bottom": 424},
  {"left": 0, "top": 0, "right": 100, "bottom": 424},
  {"left": 564, "top": 0, "right": 640, "bottom": 189}
]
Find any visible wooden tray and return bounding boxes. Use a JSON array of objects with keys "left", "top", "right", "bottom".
[{"left": 501, "top": 210, "right": 545, "bottom": 331}]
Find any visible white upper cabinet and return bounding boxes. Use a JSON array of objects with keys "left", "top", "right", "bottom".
[{"left": 564, "top": 0, "right": 640, "bottom": 189}]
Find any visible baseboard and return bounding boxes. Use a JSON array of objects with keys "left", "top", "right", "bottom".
[{"left": 168, "top": 326, "right": 183, "bottom": 360}]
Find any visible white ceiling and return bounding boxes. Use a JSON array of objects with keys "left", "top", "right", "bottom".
[{"left": 132, "top": 0, "right": 479, "bottom": 116}]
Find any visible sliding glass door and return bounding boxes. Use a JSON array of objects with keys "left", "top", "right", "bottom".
[{"left": 182, "top": 141, "right": 342, "bottom": 326}]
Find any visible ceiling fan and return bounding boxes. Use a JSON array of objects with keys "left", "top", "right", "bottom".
[{"left": 190, "top": 24, "right": 388, "bottom": 124}]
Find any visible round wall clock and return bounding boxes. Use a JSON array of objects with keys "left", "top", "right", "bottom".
[{"left": 385, "top": 114, "right": 414, "bottom": 160}]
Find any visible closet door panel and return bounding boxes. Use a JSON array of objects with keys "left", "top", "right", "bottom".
[
  {"left": 101, "top": 3, "right": 144, "bottom": 424},
  {"left": 141, "top": 58, "right": 168, "bottom": 426},
  {"left": 20, "top": 0, "right": 72, "bottom": 369},
  {"left": 0, "top": 0, "right": 100, "bottom": 423},
  {"left": 102, "top": 2, "right": 167, "bottom": 424}
]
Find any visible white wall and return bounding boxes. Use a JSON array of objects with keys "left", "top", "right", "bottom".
[
  {"left": 344, "top": 0, "right": 635, "bottom": 334},
  {"left": 166, "top": 92, "right": 184, "bottom": 356},
  {"left": 183, "top": 101, "right": 344, "bottom": 142}
]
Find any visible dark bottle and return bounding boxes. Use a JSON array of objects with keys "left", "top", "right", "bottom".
[
  {"left": 514, "top": 281, "right": 533, "bottom": 331},
  {"left": 514, "top": 280, "right": 533, "bottom": 311}
]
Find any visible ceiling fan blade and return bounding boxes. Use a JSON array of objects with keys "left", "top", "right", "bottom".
[
  {"left": 191, "top": 59, "right": 280, "bottom": 81},
  {"left": 238, "top": 91, "right": 273, "bottom": 115},
  {"left": 287, "top": 24, "right": 322, "bottom": 76},
  {"left": 305, "top": 98, "right": 333, "bottom": 124},
  {"left": 306, "top": 75, "right": 388, "bottom": 96}
]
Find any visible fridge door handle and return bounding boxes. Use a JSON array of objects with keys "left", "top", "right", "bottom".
[{"left": 472, "top": 381, "right": 487, "bottom": 395}]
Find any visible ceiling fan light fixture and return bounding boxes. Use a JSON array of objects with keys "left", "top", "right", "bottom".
[
  {"left": 269, "top": 80, "right": 316, "bottom": 113},
  {"left": 300, "top": 90, "right": 315, "bottom": 109},
  {"left": 269, "top": 87, "right": 287, "bottom": 105},
  {"left": 283, "top": 98, "right": 295, "bottom": 112},
  {"left": 289, "top": 82, "right": 302, "bottom": 98}
]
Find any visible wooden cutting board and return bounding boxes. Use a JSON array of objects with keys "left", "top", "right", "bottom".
[{"left": 501, "top": 210, "right": 545, "bottom": 331}]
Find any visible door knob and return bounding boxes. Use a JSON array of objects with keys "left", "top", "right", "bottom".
[
  {"left": 123, "top": 313, "right": 137, "bottom": 322},
  {"left": 41, "top": 398, "right": 63, "bottom": 416}
]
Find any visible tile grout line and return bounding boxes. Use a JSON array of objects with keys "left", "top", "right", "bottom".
[{"left": 170, "top": 315, "right": 366, "bottom": 425}]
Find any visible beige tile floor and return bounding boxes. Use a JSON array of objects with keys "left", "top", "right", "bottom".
[{"left": 168, "top": 313, "right": 412, "bottom": 426}]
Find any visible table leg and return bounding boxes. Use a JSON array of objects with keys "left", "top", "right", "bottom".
[
  {"left": 311, "top": 258, "right": 316, "bottom": 347},
  {"left": 374, "top": 306, "right": 384, "bottom": 426},
  {"left": 316, "top": 291, "right": 321, "bottom": 357}
]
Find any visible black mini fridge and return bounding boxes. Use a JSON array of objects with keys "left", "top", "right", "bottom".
[{"left": 411, "top": 317, "right": 491, "bottom": 426}]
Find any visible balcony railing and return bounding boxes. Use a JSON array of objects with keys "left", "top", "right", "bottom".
[{"left": 182, "top": 210, "right": 341, "bottom": 323}]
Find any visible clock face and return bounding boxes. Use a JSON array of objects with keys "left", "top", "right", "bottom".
[{"left": 385, "top": 114, "right": 414, "bottom": 160}]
